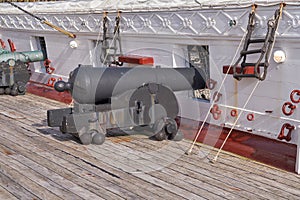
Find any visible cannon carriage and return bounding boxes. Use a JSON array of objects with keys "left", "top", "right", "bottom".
[
  {"left": 47, "top": 65, "right": 206, "bottom": 145},
  {"left": 0, "top": 48, "right": 45, "bottom": 96}
]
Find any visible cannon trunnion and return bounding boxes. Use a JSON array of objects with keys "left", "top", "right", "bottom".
[{"left": 47, "top": 65, "right": 206, "bottom": 145}]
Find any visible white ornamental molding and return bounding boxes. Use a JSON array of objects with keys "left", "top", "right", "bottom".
[{"left": 0, "top": 8, "right": 300, "bottom": 38}]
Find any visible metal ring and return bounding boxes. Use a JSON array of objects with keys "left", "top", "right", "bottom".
[{"left": 247, "top": 113, "right": 254, "bottom": 121}]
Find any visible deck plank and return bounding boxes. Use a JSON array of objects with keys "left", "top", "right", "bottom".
[
  {"left": 0, "top": 94, "right": 300, "bottom": 199},
  {"left": 104, "top": 136, "right": 285, "bottom": 200},
  {"left": 0, "top": 126, "right": 136, "bottom": 200},
  {"left": 0, "top": 149, "right": 82, "bottom": 200},
  {"left": 0, "top": 95, "right": 199, "bottom": 198},
  {"left": 0, "top": 185, "right": 18, "bottom": 200},
  {"left": 0, "top": 153, "right": 62, "bottom": 200},
  {"left": 109, "top": 138, "right": 273, "bottom": 199},
  {"left": 97, "top": 140, "right": 251, "bottom": 199},
  {"left": 0, "top": 115, "right": 182, "bottom": 199},
  {"left": 0, "top": 113, "right": 209, "bottom": 200},
  {"left": 0, "top": 178, "right": 25, "bottom": 200},
  {"left": 129, "top": 137, "right": 299, "bottom": 199}
]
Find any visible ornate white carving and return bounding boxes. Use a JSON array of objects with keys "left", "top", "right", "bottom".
[{"left": 0, "top": 7, "right": 300, "bottom": 38}]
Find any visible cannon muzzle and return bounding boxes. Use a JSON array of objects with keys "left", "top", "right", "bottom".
[{"left": 54, "top": 80, "right": 73, "bottom": 92}]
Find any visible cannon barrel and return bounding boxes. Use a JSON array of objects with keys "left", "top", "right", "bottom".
[
  {"left": 55, "top": 65, "right": 206, "bottom": 104},
  {"left": 0, "top": 50, "right": 45, "bottom": 63}
]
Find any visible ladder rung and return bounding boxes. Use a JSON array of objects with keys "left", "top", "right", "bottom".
[
  {"left": 106, "top": 53, "right": 121, "bottom": 57},
  {"left": 248, "top": 39, "right": 266, "bottom": 43},
  {"left": 105, "top": 37, "right": 120, "bottom": 40},
  {"left": 233, "top": 74, "right": 258, "bottom": 78},
  {"left": 102, "top": 46, "right": 118, "bottom": 50},
  {"left": 241, "top": 49, "right": 263, "bottom": 55},
  {"left": 241, "top": 63, "right": 265, "bottom": 67}
]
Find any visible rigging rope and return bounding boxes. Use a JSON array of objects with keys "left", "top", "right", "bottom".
[
  {"left": 211, "top": 3, "right": 285, "bottom": 162},
  {"left": 92, "top": 10, "right": 122, "bottom": 67},
  {"left": 212, "top": 80, "right": 260, "bottom": 162},
  {"left": 92, "top": 0, "right": 122, "bottom": 64},
  {"left": 185, "top": 9, "right": 251, "bottom": 155},
  {"left": 92, "top": 12, "right": 108, "bottom": 65},
  {"left": 186, "top": 3, "right": 284, "bottom": 156}
]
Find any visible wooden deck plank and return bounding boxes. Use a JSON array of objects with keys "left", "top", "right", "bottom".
[
  {"left": 0, "top": 149, "right": 83, "bottom": 200},
  {"left": 126, "top": 137, "right": 298, "bottom": 198},
  {"left": 0, "top": 172, "right": 39, "bottom": 200},
  {"left": 0, "top": 126, "right": 135, "bottom": 200},
  {"left": 0, "top": 105, "right": 209, "bottom": 199},
  {"left": 0, "top": 132, "right": 106, "bottom": 200},
  {"left": 0, "top": 94, "right": 300, "bottom": 200},
  {"left": 103, "top": 136, "right": 277, "bottom": 200},
  {"left": 217, "top": 150, "right": 300, "bottom": 187},
  {"left": 96, "top": 139, "right": 251, "bottom": 199},
  {"left": 0, "top": 115, "right": 182, "bottom": 199},
  {"left": 0, "top": 109, "right": 173, "bottom": 198},
  {"left": 111, "top": 138, "right": 264, "bottom": 198},
  {"left": 130, "top": 137, "right": 299, "bottom": 199},
  {"left": 0, "top": 95, "right": 197, "bottom": 200},
  {"left": 0, "top": 153, "right": 62, "bottom": 200},
  {"left": 0, "top": 185, "right": 18, "bottom": 200},
  {"left": 165, "top": 142, "right": 300, "bottom": 198}
]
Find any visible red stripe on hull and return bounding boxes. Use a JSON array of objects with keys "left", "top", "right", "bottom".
[
  {"left": 27, "top": 81, "right": 72, "bottom": 104},
  {"left": 178, "top": 118, "right": 297, "bottom": 173}
]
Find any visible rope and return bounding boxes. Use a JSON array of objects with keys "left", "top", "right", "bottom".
[
  {"left": 92, "top": 0, "right": 122, "bottom": 66},
  {"left": 212, "top": 80, "right": 260, "bottom": 162},
  {"left": 99, "top": 11, "right": 122, "bottom": 66},
  {"left": 186, "top": 3, "right": 284, "bottom": 155},
  {"left": 185, "top": 20, "right": 248, "bottom": 155},
  {"left": 211, "top": 3, "right": 285, "bottom": 162},
  {"left": 92, "top": 12, "right": 107, "bottom": 65}
]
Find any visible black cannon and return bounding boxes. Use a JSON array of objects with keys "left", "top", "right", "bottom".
[
  {"left": 0, "top": 48, "right": 45, "bottom": 95},
  {"left": 47, "top": 65, "right": 206, "bottom": 145}
]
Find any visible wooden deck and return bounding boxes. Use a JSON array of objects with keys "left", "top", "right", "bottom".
[{"left": 0, "top": 94, "right": 299, "bottom": 200}]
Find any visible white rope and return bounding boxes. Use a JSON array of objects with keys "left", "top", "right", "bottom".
[
  {"left": 91, "top": 12, "right": 107, "bottom": 64},
  {"left": 212, "top": 3, "right": 284, "bottom": 162},
  {"left": 212, "top": 80, "right": 260, "bottom": 162},
  {"left": 92, "top": 0, "right": 122, "bottom": 66},
  {"left": 100, "top": 12, "right": 121, "bottom": 66},
  {"left": 185, "top": 5, "right": 259, "bottom": 155},
  {"left": 185, "top": 24, "right": 248, "bottom": 155},
  {"left": 186, "top": 3, "right": 284, "bottom": 156},
  {"left": 91, "top": 0, "right": 112, "bottom": 61}
]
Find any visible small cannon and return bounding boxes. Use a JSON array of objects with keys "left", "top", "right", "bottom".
[
  {"left": 47, "top": 65, "right": 206, "bottom": 145},
  {"left": 0, "top": 47, "right": 45, "bottom": 95}
]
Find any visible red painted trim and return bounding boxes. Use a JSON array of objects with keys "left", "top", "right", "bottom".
[
  {"left": 243, "top": 66, "right": 256, "bottom": 75},
  {"left": 177, "top": 117, "right": 297, "bottom": 173},
  {"left": 118, "top": 55, "right": 154, "bottom": 65},
  {"left": 27, "top": 81, "right": 72, "bottom": 104},
  {"left": 222, "top": 65, "right": 260, "bottom": 75},
  {"left": 230, "top": 109, "right": 238, "bottom": 117},
  {"left": 223, "top": 65, "right": 237, "bottom": 74}
]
